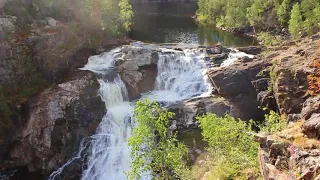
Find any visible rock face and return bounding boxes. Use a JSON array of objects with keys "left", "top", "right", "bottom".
[
  {"left": 256, "top": 33, "right": 320, "bottom": 180},
  {"left": 1, "top": 71, "right": 105, "bottom": 172},
  {"left": 269, "top": 34, "right": 320, "bottom": 116},
  {"left": 208, "top": 57, "right": 272, "bottom": 121}
]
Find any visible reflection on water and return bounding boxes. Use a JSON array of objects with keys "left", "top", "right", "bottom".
[{"left": 129, "top": 2, "right": 257, "bottom": 47}]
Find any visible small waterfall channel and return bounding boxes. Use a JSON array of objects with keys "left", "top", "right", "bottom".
[{"left": 48, "top": 44, "right": 250, "bottom": 180}]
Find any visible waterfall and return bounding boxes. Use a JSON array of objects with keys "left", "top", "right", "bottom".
[
  {"left": 82, "top": 77, "right": 132, "bottom": 180},
  {"left": 143, "top": 48, "right": 212, "bottom": 103},
  {"left": 49, "top": 44, "right": 213, "bottom": 180}
]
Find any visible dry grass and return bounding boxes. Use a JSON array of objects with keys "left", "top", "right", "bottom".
[{"left": 272, "top": 121, "right": 320, "bottom": 150}]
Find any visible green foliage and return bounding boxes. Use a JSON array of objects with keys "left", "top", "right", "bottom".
[
  {"left": 260, "top": 110, "right": 286, "bottom": 133},
  {"left": 3, "top": 0, "right": 133, "bottom": 38},
  {"left": 302, "top": 1, "right": 320, "bottom": 35},
  {"left": 247, "top": 0, "right": 264, "bottom": 27},
  {"left": 128, "top": 99, "right": 189, "bottom": 180},
  {"left": 197, "top": 0, "right": 319, "bottom": 38},
  {"left": 197, "top": 114, "right": 259, "bottom": 179},
  {"left": 289, "top": 3, "right": 303, "bottom": 39},
  {"left": 277, "top": 0, "right": 291, "bottom": 26}
]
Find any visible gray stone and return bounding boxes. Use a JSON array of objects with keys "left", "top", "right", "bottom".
[
  {"left": 302, "top": 113, "right": 320, "bottom": 139},
  {"left": 45, "top": 17, "right": 57, "bottom": 27}
]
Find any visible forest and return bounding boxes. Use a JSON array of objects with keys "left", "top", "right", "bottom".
[{"left": 197, "top": 0, "right": 320, "bottom": 38}]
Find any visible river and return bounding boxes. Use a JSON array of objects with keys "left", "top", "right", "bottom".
[{"left": 129, "top": 2, "right": 257, "bottom": 46}]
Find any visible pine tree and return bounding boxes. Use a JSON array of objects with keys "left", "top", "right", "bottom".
[
  {"left": 277, "top": 0, "right": 291, "bottom": 26},
  {"left": 289, "top": 3, "right": 303, "bottom": 39}
]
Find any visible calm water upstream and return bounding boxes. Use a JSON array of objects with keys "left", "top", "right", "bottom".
[{"left": 129, "top": 2, "right": 257, "bottom": 46}]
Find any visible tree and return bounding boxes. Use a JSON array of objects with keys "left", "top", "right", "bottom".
[
  {"left": 289, "top": 3, "right": 303, "bottom": 39},
  {"left": 277, "top": 0, "right": 291, "bottom": 26},
  {"left": 247, "top": 0, "right": 265, "bottom": 32},
  {"left": 301, "top": 0, "right": 320, "bottom": 34},
  {"left": 128, "top": 99, "right": 189, "bottom": 180}
]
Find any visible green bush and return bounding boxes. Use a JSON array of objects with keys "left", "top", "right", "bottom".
[
  {"left": 260, "top": 110, "right": 286, "bottom": 133},
  {"left": 128, "top": 99, "right": 189, "bottom": 180},
  {"left": 289, "top": 3, "right": 303, "bottom": 39},
  {"left": 197, "top": 114, "right": 259, "bottom": 179}
]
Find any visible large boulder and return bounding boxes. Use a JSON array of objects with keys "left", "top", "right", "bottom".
[
  {"left": 1, "top": 71, "right": 105, "bottom": 172},
  {"left": 208, "top": 57, "right": 272, "bottom": 120},
  {"left": 115, "top": 45, "right": 159, "bottom": 100}
]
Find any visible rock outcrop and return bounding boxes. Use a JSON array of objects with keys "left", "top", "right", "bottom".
[
  {"left": 256, "top": 121, "right": 320, "bottom": 180},
  {"left": 115, "top": 45, "right": 159, "bottom": 99},
  {"left": 208, "top": 56, "right": 272, "bottom": 121},
  {"left": 255, "top": 33, "right": 320, "bottom": 180},
  {"left": 269, "top": 34, "right": 320, "bottom": 116},
  {"left": 1, "top": 71, "right": 105, "bottom": 172}
]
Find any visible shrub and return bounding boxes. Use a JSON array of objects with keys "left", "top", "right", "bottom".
[
  {"left": 260, "top": 110, "right": 286, "bottom": 133},
  {"left": 128, "top": 99, "right": 189, "bottom": 180},
  {"left": 289, "top": 3, "right": 303, "bottom": 39},
  {"left": 197, "top": 114, "right": 259, "bottom": 179}
]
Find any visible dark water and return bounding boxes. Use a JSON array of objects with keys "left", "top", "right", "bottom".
[{"left": 129, "top": 2, "right": 257, "bottom": 47}]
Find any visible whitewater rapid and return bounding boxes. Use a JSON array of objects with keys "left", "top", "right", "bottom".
[{"left": 49, "top": 44, "right": 251, "bottom": 180}]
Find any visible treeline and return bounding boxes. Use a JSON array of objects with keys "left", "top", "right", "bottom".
[
  {"left": 3, "top": 0, "right": 133, "bottom": 38},
  {"left": 197, "top": 0, "right": 320, "bottom": 38}
]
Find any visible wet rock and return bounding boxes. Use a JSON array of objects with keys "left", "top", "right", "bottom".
[
  {"left": 238, "top": 46, "right": 261, "bottom": 55},
  {"left": 206, "top": 46, "right": 222, "bottom": 54},
  {"left": 121, "top": 45, "right": 159, "bottom": 66},
  {"left": 207, "top": 53, "right": 228, "bottom": 62},
  {"left": 120, "top": 71, "right": 143, "bottom": 99}
]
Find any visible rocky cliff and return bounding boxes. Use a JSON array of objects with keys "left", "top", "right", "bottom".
[
  {"left": 254, "top": 33, "right": 320, "bottom": 180},
  {"left": 0, "top": 71, "right": 106, "bottom": 174}
]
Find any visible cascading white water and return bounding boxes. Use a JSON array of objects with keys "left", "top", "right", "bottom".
[
  {"left": 143, "top": 48, "right": 212, "bottom": 103},
  {"left": 50, "top": 44, "right": 253, "bottom": 180},
  {"left": 220, "top": 49, "right": 254, "bottom": 67},
  {"left": 82, "top": 77, "right": 132, "bottom": 180}
]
